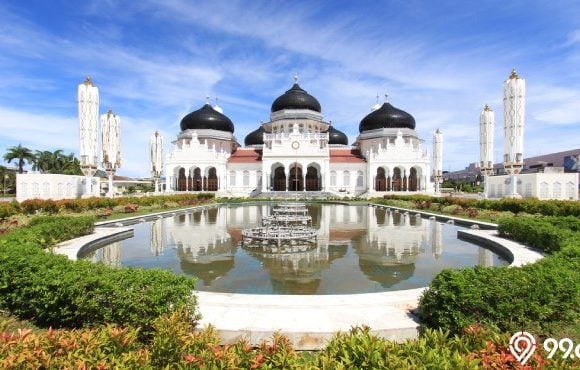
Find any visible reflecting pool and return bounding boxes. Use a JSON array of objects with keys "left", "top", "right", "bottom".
[{"left": 81, "top": 204, "right": 508, "bottom": 294}]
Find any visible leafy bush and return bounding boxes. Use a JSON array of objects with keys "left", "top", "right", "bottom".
[
  {"left": 420, "top": 216, "right": 580, "bottom": 337},
  {"left": 0, "top": 216, "right": 197, "bottom": 336},
  {"left": 377, "top": 194, "right": 580, "bottom": 217},
  {"left": 498, "top": 216, "right": 579, "bottom": 253},
  {"left": 0, "top": 193, "right": 215, "bottom": 219}
]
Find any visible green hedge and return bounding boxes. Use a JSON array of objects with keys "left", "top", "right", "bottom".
[
  {"left": 498, "top": 216, "right": 579, "bottom": 253},
  {"left": 0, "top": 216, "right": 197, "bottom": 336},
  {"left": 419, "top": 217, "right": 580, "bottom": 336},
  {"left": 0, "top": 193, "right": 215, "bottom": 219},
  {"left": 380, "top": 194, "right": 580, "bottom": 217}
]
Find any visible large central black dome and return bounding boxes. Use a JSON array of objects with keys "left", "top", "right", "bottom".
[
  {"left": 359, "top": 103, "right": 415, "bottom": 133},
  {"left": 180, "top": 104, "right": 235, "bottom": 133},
  {"left": 271, "top": 83, "right": 321, "bottom": 113}
]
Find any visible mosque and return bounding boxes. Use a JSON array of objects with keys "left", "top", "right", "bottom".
[{"left": 165, "top": 78, "right": 433, "bottom": 197}]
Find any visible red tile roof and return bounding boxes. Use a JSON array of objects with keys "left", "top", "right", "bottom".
[
  {"left": 228, "top": 149, "right": 263, "bottom": 163},
  {"left": 329, "top": 149, "right": 366, "bottom": 163}
]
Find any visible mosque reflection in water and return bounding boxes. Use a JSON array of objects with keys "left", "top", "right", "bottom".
[{"left": 84, "top": 204, "right": 505, "bottom": 294}]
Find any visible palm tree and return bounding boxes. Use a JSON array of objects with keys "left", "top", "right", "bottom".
[
  {"left": 3, "top": 144, "right": 35, "bottom": 173},
  {"left": 33, "top": 150, "right": 82, "bottom": 175}
]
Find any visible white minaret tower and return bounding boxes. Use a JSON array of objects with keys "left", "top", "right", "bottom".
[
  {"left": 433, "top": 129, "right": 443, "bottom": 194},
  {"left": 150, "top": 131, "right": 163, "bottom": 193},
  {"left": 503, "top": 68, "right": 525, "bottom": 198},
  {"left": 78, "top": 76, "right": 99, "bottom": 196},
  {"left": 479, "top": 105, "right": 495, "bottom": 198},
  {"left": 101, "top": 109, "right": 121, "bottom": 197}
]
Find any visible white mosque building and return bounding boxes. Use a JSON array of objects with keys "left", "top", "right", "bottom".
[{"left": 165, "top": 79, "right": 434, "bottom": 197}]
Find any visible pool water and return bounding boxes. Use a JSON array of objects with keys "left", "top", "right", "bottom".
[{"left": 81, "top": 204, "right": 507, "bottom": 294}]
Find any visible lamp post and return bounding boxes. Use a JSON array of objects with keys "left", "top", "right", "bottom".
[
  {"left": 433, "top": 129, "right": 443, "bottom": 194},
  {"left": 101, "top": 109, "right": 121, "bottom": 197},
  {"left": 78, "top": 76, "right": 99, "bottom": 196},
  {"left": 150, "top": 131, "right": 163, "bottom": 193},
  {"left": 503, "top": 68, "right": 525, "bottom": 198},
  {"left": 479, "top": 105, "right": 494, "bottom": 198}
]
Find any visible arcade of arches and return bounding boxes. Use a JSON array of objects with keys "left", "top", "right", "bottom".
[
  {"left": 272, "top": 165, "right": 321, "bottom": 191},
  {"left": 176, "top": 167, "right": 219, "bottom": 191},
  {"left": 374, "top": 167, "right": 420, "bottom": 192}
]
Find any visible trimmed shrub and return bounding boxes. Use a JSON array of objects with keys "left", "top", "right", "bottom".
[
  {"left": 498, "top": 216, "right": 578, "bottom": 253},
  {"left": 0, "top": 216, "right": 197, "bottom": 337},
  {"left": 420, "top": 216, "right": 580, "bottom": 337}
]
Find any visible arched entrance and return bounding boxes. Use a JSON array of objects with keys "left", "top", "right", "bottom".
[
  {"left": 177, "top": 168, "right": 187, "bottom": 191},
  {"left": 408, "top": 168, "right": 418, "bottom": 191},
  {"left": 288, "top": 164, "right": 303, "bottom": 191},
  {"left": 206, "top": 167, "right": 218, "bottom": 191},
  {"left": 305, "top": 166, "right": 320, "bottom": 191},
  {"left": 375, "top": 168, "right": 386, "bottom": 191},
  {"left": 273, "top": 167, "right": 286, "bottom": 191},
  {"left": 192, "top": 168, "right": 202, "bottom": 191},
  {"left": 392, "top": 168, "right": 402, "bottom": 191}
]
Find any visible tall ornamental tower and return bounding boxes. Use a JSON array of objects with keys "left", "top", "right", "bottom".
[
  {"left": 78, "top": 76, "right": 99, "bottom": 195},
  {"left": 479, "top": 105, "right": 494, "bottom": 198},
  {"left": 503, "top": 68, "right": 525, "bottom": 198},
  {"left": 150, "top": 131, "right": 163, "bottom": 193},
  {"left": 433, "top": 129, "right": 443, "bottom": 194},
  {"left": 101, "top": 109, "right": 121, "bottom": 197}
]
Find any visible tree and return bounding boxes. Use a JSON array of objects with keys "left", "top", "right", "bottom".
[
  {"left": 33, "top": 150, "right": 82, "bottom": 175},
  {"left": 3, "top": 144, "right": 35, "bottom": 174}
]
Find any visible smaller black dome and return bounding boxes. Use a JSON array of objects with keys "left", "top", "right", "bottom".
[
  {"left": 244, "top": 126, "right": 265, "bottom": 146},
  {"left": 326, "top": 125, "right": 348, "bottom": 145},
  {"left": 359, "top": 102, "right": 415, "bottom": 133},
  {"left": 271, "top": 83, "right": 321, "bottom": 113},
  {"left": 180, "top": 104, "right": 234, "bottom": 133}
]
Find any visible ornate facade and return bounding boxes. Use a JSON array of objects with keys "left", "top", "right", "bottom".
[{"left": 165, "top": 79, "right": 434, "bottom": 196}]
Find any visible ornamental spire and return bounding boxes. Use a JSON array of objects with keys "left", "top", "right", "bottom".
[
  {"left": 483, "top": 104, "right": 492, "bottom": 111},
  {"left": 83, "top": 75, "right": 94, "bottom": 86},
  {"left": 294, "top": 73, "right": 299, "bottom": 84},
  {"left": 509, "top": 68, "right": 519, "bottom": 79}
]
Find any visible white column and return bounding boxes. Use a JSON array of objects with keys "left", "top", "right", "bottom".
[{"left": 503, "top": 69, "right": 525, "bottom": 198}]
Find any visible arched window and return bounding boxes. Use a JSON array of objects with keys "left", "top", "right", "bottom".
[
  {"left": 243, "top": 171, "right": 250, "bottom": 186},
  {"left": 356, "top": 171, "right": 364, "bottom": 187},
  {"left": 525, "top": 183, "right": 532, "bottom": 197},
  {"left": 566, "top": 182, "right": 575, "bottom": 199},
  {"left": 229, "top": 171, "right": 236, "bottom": 186},
  {"left": 32, "top": 183, "right": 40, "bottom": 197},
  {"left": 553, "top": 182, "right": 561, "bottom": 199},
  {"left": 330, "top": 171, "right": 337, "bottom": 187},
  {"left": 540, "top": 182, "right": 549, "bottom": 199},
  {"left": 42, "top": 182, "right": 50, "bottom": 198},
  {"left": 20, "top": 183, "right": 27, "bottom": 197},
  {"left": 343, "top": 171, "right": 350, "bottom": 187}
]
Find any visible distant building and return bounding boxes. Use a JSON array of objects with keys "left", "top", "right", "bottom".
[
  {"left": 443, "top": 148, "right": 580, "bottom": 182},
  {"left": 16, "top": 173, "right": 99, "bottom": 201}
]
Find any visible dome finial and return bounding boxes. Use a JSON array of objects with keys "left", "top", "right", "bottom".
[
  {"left": 205, "top": 95, "right": 210, "bottom": 104},
  {"left": 375, "top": 94, "right": 380, "bottom": 104},
  {"left": 509, "top": 68, "right": 519, "bottom": 79},
  {"left": 384, "top": 93, "right": 389, "bottom": 102},
  {"left": 83, "top": 75, "right": 93, "bottom": 86},
  {"left": 483, "top": 104, "right": 492, "bottom": 111},
  {"left": 294, "top": 73, "right": 299, "bottom": 84}
]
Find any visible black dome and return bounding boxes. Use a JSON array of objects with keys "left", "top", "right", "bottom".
[
  {"left": 271, "top": 83, "right": 321, "bottom": 113},
  {"left": 325, "top": 125, "right": 348, "bottom": 145},
  {"left": 359, "top": 102, "right": 415, "bottom": 133},
  {"left": 244, "top": 126, "right": 265, "bottom": 146},
  {"left": 180, "top": 104, "right": 234, "bottom": 133}
]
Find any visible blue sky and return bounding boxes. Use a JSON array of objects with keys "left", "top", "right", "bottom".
[{"left": 1, "top": 0, "right": 579, "bottom": 178}]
